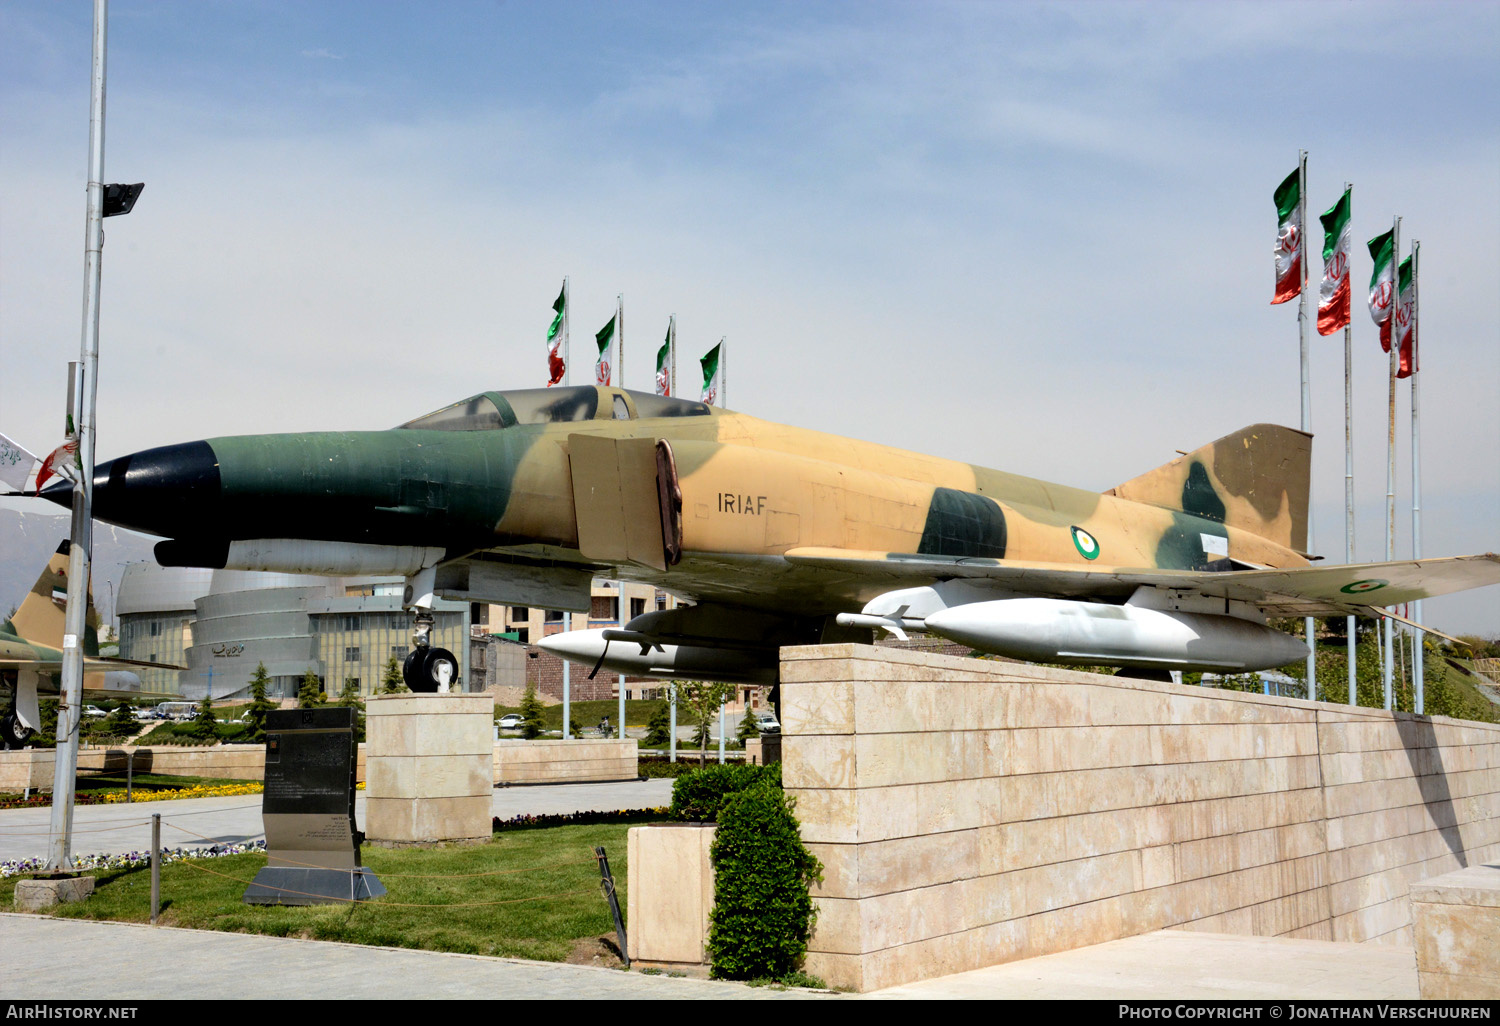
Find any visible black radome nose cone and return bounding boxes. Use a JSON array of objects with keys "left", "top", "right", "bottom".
[{"left": 86, "top": 441, "right": 223, "bottom": 539}]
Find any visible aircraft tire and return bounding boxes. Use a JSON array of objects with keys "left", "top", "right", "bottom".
[
  {"left": 0, "top": 712, "right": 34, "bottom": 749},
  {"left": 403, "top": 647, "right": 458, "bottom": 692}
]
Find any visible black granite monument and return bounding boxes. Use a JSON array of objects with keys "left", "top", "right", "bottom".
[{"left": 243, "top": 707, "right": 386, "bottom": 904}]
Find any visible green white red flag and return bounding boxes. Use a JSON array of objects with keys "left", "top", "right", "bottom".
[
  {"left": 700, "top": 341, "right": 723, "bottom": 406},
  {"left": 595, "top": 312, "right": 617, "bottom": 386},
  {"left": 1394, "top": 255, "right": 1416, "bottom": 379},
  {"left": 656, "top": 318, "right": 674, "bottom": 397},
  {"left": 1271, "top": 169, "right": 1303, "bottom": 304},
  {"left": 1367, "top": 229, "right": 1395, "bottom": 351},
  {"left": 1317, "top": 188, "right": 1351, "bottom": 335},
  {"left": 35, "top": 434, "right": 79, "bottom": 492},
  {"left": 546, "top": 282, "right": 567, "bottom": 386}
]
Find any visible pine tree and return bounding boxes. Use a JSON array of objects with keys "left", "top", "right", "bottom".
[
  {"left": 297, "top": 670, "right": 325, "bottom": 709},
  {"left": 645, "top": 702, "right": 672, "bottom": 747},
  {"left": 336, "top": 677, "right": 367, "bottom": 742},
  {"left": 519, "top": 682, "right": 546, "bottom": 740},
  {"left": 380, "top": 655, "right": 408, "bottom": 695},
  {"left": 191, "top": 692, "right": 218, "bottom": 741},
  {"left": 737, "top": 705, "right": 761, "bottom": 743},
  {"left": 244, "top": 662, "right": 276, "bottom": 743}
]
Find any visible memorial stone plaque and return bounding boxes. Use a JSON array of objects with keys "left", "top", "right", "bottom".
[{"left": 243, "top": 707, "right": 386, "bottom": 905}]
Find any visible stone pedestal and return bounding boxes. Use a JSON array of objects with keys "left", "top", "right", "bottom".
[
  {"left": 627, "top": 824, "right": 716, "bottom": 969},
  {"left": 1411, "top": 864, "right": 1500, "bottom": 998},
  {"left": 0, "top": 748, "right": 55, "bottom": 792},
  {"left": 15, "top": 876, "right": 94, "bottom": 911},
  {"left": 366, "top": 694, "right": 493, "bottom": 846}
]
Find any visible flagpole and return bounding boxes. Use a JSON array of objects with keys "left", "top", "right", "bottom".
[
  {"left": 48, "top": 0, "right": 109, "bottom": 874},
  {"left": 1409, "top": 240, "right": 1423, "bottom": 714},
  {"left": 617, "top": 294, "right": 624, "bottom": 388},
  {"left": 721, "top": 336, "right": 728, "bottom": 408},
  {"left": 670, "top": 315, "right": 676, "bottom": 398},
  {"left": 563, "top": 277, "right": 571, "bottom": 386},
  {"left": 1342, "top": 183, "right": 1357, "bottom": 707},
  {"left": 1383, "top": 216, "right": 1401, "bottom": 711},
  {"left": 1296, "top": 151, "right": 1317, "bottom": 696}
]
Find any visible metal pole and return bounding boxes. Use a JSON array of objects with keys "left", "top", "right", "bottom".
[
  {"left": 668, "top": 682, "right": 677, "bottom": 763},
  {"left": 618, "top": 672, "right": 625, "bottom": 740},
  {"left": 1343, "top": 183, "right": 1357, "bottom": 707},
  {"left": 1296, "top": 151, "right": 1316, "bottom": 697},
  {"left": 670, "top": 315, "right": 677, "bottom": 398},
  {"left": 562, "top": 276, "right": 570, "bottom": 387},
  {"left": 562, "top": 612, "right": 570, "bottom": 739},
  {"left": 617, "top": 294, "right": 624, "bottom": 387},
  {"left": 717, "top": 701, "right": 725, "bottom": 764},
  {"left": 1383, "top": 217, "right": 1401, "bottom": 711},
  {"left": 150, "top": 812, "right": 160, "bottom": 924},
  {"left": 46, "top": 0, "right": 109, "bottom": 874},
  {"left": 1409, "top": 241, "right": 1423, "bottom": 714}
]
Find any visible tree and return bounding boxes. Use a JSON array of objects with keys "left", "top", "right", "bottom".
[
  {"left": 645, "top": 702, "right": 672, "bottom": 747},
  {"left": 380, "top": 655, "right": 408, "bottom": 695},
  {"left": 336, "top": 677, "right": 367, "bottom": 742},
  {"left": 244, "top": 662, "right": 276, "bottom": 743},
  {"left": 519, "top": 682, "right": 546, "bottom": 739},
  {"left": 736, "top": 705, "right": 761, "bottom": 744},
  {"left": 297, "top": 670, "right": 325, "bottom": 709},
  {"left": 103, "top": 702, "right": 138, "bottom": 737},
  {"left": 190, "top": 692, "right": 219, "bottom": 741},
  {"left": 679, "top": 679, "right": 735, "bottom": 767}
]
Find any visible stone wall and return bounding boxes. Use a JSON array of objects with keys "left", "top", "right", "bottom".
[
  {"left": 782, "top": 644, "right": 1500, "bottom": 992},
  {"left": 493, "top": 738, "right": 638, "bottom": 784}
]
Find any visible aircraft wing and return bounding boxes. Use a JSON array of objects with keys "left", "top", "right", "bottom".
[{"left": 781, "top": 547, "right": 1500, "bottom": 618}]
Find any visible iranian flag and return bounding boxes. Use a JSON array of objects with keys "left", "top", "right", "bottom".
[
  {"left": 545, "top": 283, "right": 567, "bottom": 386},
  {"left": 1394, "top": 255, "right": 1416, "bottom": 378},
  {"left": 1367, "top": 229, "right": 1395, "bottom": 351},
  {"left": 1271, "top": 168, "right": 1303, "bottom": 304},
  {"left": 655, "top": 318, "right": 674, "bottom": 397},
  {"left": 1317, "top": 188, "right": 1352, "bottom": 335},
  {"left": 35, "top": 435, "right": 79, "bottom": 492},
  {"left": 595, "top": 313, "right": 617, "bottom": 386},
  {"left": 700, "top": 341, "right": 723, "bottom": 406}
]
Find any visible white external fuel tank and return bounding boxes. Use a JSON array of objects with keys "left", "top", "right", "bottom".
[{"left": 922, "top": 598, "right": 1308, "bottom": 672}]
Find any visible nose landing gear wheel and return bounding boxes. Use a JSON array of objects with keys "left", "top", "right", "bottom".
[
  {"left": 402, "top": 647, "right": 459, "bottom": 693},
  {"left": 0, "top": 711, "right": 34, "bottom": 749}
]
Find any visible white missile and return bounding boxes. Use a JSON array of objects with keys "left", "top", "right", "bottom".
[
  {"left": 536, "top": 628, "right": 777, "bottom": 684},
  {"left": 922, "top": 598, "right": 1308, "bottom": 672}
]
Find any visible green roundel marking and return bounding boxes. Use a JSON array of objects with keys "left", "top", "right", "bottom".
[
  {"left": 1340, "top": 579, "right": 1388, "bottom": 594},
  {"left": 1071, "top": 526, "right": 1101, "bottom": 560}
]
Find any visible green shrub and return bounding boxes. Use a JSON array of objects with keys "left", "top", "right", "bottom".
[
  {"left": 707, "top": 778, "right": 822, "bottom": 981},
  {"left": 669, "top": 762, "right": 780, "bottom": 822}
]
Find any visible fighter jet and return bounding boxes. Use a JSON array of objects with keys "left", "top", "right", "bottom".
[
  {"left": 1, "top": 542, "right": 178, "bottom": 747},
  {"left": 35, "top": 385, "right": 1500, "bottom": 690}
]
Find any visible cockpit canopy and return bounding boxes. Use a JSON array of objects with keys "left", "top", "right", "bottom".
[{"left": 398, "top": 386, "right": 714, "bottom": 431}]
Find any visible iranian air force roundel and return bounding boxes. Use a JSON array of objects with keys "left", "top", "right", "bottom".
[
  {"left": 1071, "top": 526, "right": 1101, "bottom": 560},
  {"left": 1340, "top": 579, "right": 1388, "bottom": 595}
]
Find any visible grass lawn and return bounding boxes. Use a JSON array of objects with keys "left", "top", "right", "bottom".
[
  {"left": 495, "top": 698, "right": 666, "bottom": 731},
  {"left": 0, "top": 822, "right": 637, "bottom": 963}
]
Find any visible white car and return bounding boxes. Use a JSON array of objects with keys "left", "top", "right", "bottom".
[
  {"left": 82, "top": 705, "right": 108, "bottom": 718},
  {"left": 497, "top": 713, "right": 526, "bottom": 730},
  {"left": 754, "top": 713, "right": 781, "bottom": 734}
]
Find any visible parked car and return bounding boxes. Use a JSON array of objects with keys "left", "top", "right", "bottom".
[
  {"left": 497, "top": 713, "right": 525, "bottom": 730},
  {"left": 754, "top": 713, "right": 781, "bottom": 734},
  {"left": 82, "top": 705, "right": 107, "bottom": 718}
]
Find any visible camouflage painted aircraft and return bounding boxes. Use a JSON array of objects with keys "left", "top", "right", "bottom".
[
  {"left": 30, "top": 385, "right": 1500, "bottom": 690},
  {"left": 0, "top": 543, "right": 177, "bottom": 746}
]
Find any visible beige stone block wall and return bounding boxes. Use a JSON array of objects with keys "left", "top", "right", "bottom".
[
  {"left": 0, "top": 749, "right": 56, "bottom": 791},
  {"left": 783, "top": 644, "right": 1500, "bottom": 992},
  {"left": 1411, "top": 864, "right": 1500, "bottom": 997},
  {"left": 366, "top": 694, "right": 493, "bottom": 844},
  {"left": 627, "top": 824, "right": 716, "bottom": 966},
  {"left": 492, "top": 739, "right": 638, "bottom": 784}
]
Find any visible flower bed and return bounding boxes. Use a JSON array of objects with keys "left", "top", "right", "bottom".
[{"left": 1, "top": 840, "right": 267, "bottom": 878}]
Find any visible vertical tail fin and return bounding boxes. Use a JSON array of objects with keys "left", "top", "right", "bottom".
[
  {"left": 8, "top": 542, "right": 101, "bottom": 656},
  {"left": 1104, "top": 424, "right": 1311, "bottom": 554}
]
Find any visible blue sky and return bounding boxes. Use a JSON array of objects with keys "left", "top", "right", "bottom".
[{"left": 2, "top": 1, "right": 1497, "bottom": 632}]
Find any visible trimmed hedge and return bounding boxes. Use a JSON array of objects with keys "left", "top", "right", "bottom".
[
  {"left": 707, "top": 778, "right": 822, "bottom": 980},
  {"left": 668, "top": 762, "right": 781, "bottom": 822}
]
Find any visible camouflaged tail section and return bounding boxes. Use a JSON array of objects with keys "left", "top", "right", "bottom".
[
  {"left": 1104, "top": 424, "right": 1311, "bottom": 555},
  {"left": 9, "top": 542, "right": 101, "bottom": 657}
]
